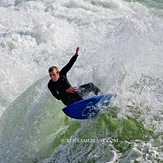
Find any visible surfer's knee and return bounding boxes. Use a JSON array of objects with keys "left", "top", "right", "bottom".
[{"left": 88, "top": 82, "right": 94, "bottom": 87}]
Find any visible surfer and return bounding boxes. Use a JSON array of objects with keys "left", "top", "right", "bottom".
[{"left": 48, "top": 47, "right": 102, "bottom": 106}]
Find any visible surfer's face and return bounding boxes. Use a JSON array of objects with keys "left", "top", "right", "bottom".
[{"left": 49, "top": 69, "right": 60, "bottom": 82}]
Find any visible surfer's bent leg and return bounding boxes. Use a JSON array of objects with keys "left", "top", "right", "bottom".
[{"left": 78, "top": 83, "right": 101, "bottom": 96}]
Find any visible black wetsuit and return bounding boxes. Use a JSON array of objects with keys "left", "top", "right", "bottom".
[{"left": 48, "top": 54, "right": 101, "bottom": 106}]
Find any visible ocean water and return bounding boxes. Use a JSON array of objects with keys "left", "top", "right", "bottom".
[{"left": 1, "top": 0, "right": 163, "bottom": 162}]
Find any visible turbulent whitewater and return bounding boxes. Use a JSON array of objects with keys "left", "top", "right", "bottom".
[{"left": 1, "top": 0, "right": 163, "bottom": 162}]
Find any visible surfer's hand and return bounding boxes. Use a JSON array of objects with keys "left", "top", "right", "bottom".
[
  {"left": 66, "top": 86, "right": 77, "bottom": 94},
  {"left": 75, "top": 47, "right": 79, "bottom": 56}
]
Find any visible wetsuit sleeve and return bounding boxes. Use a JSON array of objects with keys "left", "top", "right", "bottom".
[
  {"left": 60, "top": 54, "right": 78, "bottom": 75},
  {"left": 48, "top": 83, "right": 61, "bottom": 100}
]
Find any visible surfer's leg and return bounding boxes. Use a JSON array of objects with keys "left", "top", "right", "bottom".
[{"left": 78, "top": 82, "right": 102, "bottom": 96}]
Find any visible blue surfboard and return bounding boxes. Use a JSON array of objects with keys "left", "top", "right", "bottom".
[{"left": 62, "top": 94, "right": 114, "bottom": 119}]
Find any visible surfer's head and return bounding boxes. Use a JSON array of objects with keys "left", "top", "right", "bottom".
[{"left": 48, "top": 66, "right": 60, "bottom": 82}]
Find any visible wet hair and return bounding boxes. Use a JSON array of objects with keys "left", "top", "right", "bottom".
[{"left": 48, "top": 66, "right": 59, "bottom": 73}]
